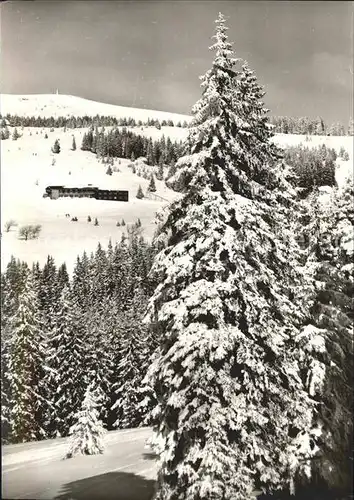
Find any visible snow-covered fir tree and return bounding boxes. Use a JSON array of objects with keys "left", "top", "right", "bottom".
[
  {"left": 1, "top": 258, "right": 30, "bottom": 442},
  {"left": 111, "top": 287, "right": 150, "bottom": 429},
  {"left": 46, "top": 286, "right": 87, "bottom": 437},
  {"left": 6, "top": 271, "right": 47, "bottom": 443},
  {"left": 65, "top": 384, "right": 106, "bottom": 459},
  {"left": 147, "top": 174, "right": 157, "bottom": 192},
  {"left": 38, "top": 256, "right": 61, "bottom": 329},
  {"left": 72, "top": 252, "right": 92, "bottom": 309},
  {"left": 144, "top": 13, "right": 325, "bottom": 499}
]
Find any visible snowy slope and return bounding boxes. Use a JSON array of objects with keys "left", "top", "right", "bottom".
[
  {"left": 1, "top": 94, "right": 352, "bottom": 273},
  {"left": 0, "top": 93, "right": 192, "bottom": 124},
  {"left": 0, "top": 126, "right": 177, "bottom": 272},
  {"left": 2, "top": 427, "right": 157, "bottom": 500}
]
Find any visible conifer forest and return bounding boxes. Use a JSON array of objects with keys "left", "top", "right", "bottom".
[{"left": 1, "top": 9, "right": 353, "bottom": 500}]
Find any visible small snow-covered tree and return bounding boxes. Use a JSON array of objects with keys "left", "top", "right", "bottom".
[
  {"left": 71, "top": 136, "right": 76, "bottom": 151},
  {"left": 65, "top": 384, "right": 106, "bottom": 459},
  {"left": 156, "top": 162, "right": 164, "bottom": 181},
  {"left": 52, "top": 139, "right": 60, "bottom": 154},
  {"left": 4, "top": 219, "right": 17, "bottom": 232},
  {"left": 12, "top": 128, "right": 20, "bottom": 141},
  {"left": 348, "top": 117, "right": 354, "bottom": 136},
  {"left": 147, "top": 174, "right": 157, "bottom": 192},
  {"left": 144, "top": 13, "right": 324, "bottom": 500}
]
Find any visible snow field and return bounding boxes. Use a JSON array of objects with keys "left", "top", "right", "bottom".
[{"left": 1, "top": 118, "right": 353, "bottom": 273}]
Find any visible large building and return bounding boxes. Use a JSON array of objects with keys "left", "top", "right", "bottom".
[{"left": 45, "top": 185, "right": 129, "bottom": 202}]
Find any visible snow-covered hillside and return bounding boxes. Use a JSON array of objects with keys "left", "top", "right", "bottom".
[
  {"left": 0, "top": 126, "right": 177, "bottom": 272},
  {"left": 2, "top": 427, "right": 157, "bottom": 500},
  {"left": 1, "top": 94, "right": 353, "bottom": 273},
  {"left": 0, "top": 93, "right": 192, "bottom": 124}
]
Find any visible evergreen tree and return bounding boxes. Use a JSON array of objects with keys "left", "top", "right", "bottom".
[
  {"left": 12, "top": 128, "right": 20, "bottom": 141},
  {"left": 167, "top": 159, "right": 177, "bottom": 180},
  {"left": 144, "top": 13, "right": 324, "bottom": 499},
  {"left": 90, "top": 243, "right": 109, "bottom": 305},
  {"left": 147, "top": 174, "right": 157, "bottom": 193},
  {"left": 65, "top": 385, "right": 106, "bottom": 459},
  {"left": 136, "top": 184, "right": 144, "bottom": 199},
  {"left": 84, "top": 307, "right": 113, "bottom": 425},
  {"left": 315, "top": 117, "right": 325, "bottom": 135},
  {"left": 94, "top": 218, "right": 99, "bottom": 226},
  {"left": 111, "top": 234, "right": 134, "bottom": 307},
  {"left": 71, "top": 136, "right": 76, "bottom": 151},
  {"left": 111, "top": 288, "right": 150, "bottom": 429},
  {"left": 106, "top": 165, "right": 113, "bottom": 175},
  {"left": 348, "top": 118, "right": 354, "bottom": 136},
  {"left": 156, "top": 162, "right": 164, "bottom": 181},
  {"left": 52, "top": 139, "right": 60, "bottom": 154},
  {"left": 7, "top": 271, "right": 47, "bottom": 443},
  {"left": 46, "top": 287, "right": 87, "bottom": 437}
]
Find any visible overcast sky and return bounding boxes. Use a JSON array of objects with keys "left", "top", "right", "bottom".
[{"left": 1, "top": 0, "right": 353, "bottom": 123}]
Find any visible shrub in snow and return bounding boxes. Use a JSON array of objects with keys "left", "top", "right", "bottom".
[
  {"left": 44, "top": 133, "right": 48, "bottom": 139},
  {"left": 94, "top": 218, "right": 99, "bottom": 226},
  {"left": 18, "top": 225, "right": 41, "bottom": 241},
  {"left": 106, "top": 165, "right": 113, "bottom": 175},
  {"left": 4, "top": 219, "right": 17, "bottom": 232},
  {"left": 121, "top": 219, "right": 126, "bottom": 226},
  {"left": 342, "top": 151, "right": 349, "bottom": 161},
  {"left": 87, "top": 215, "right": 92, "bottom": 223},
  {"left": 65, "top": 385, "right": 106, "bottom": 459}
]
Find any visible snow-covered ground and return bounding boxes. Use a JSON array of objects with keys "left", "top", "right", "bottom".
[
  {"left": 1, "top": 94, "right": 353, "bottom": 273},
  {"left": 1, "top": 126, "right": 176, "bottom": 272},
  {"left": 0, "top": 93, "right": 192, "bottom": 124},
  {"left": 2, "top": 427, "right": 157, "bottom": 500}
]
